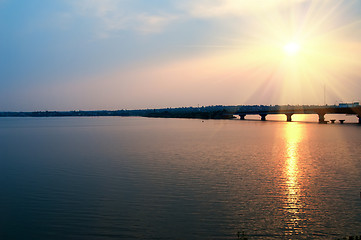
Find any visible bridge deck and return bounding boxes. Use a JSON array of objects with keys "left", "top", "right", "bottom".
[{"left": 235, "top": 106, "right": 361, "bottom": 123}]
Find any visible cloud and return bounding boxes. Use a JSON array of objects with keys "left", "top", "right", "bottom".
[
  {"left": 177, "top": 0, "right": 308, "bottom": 18},
  {"left": 135, "top": 14, "right": 177, "bottom": 34},
  {"left": 67, "top": 0, "right": 177, "bottom": 37},
  {"left": 64, "top": 0, "right": 313, "bottom": 38}
]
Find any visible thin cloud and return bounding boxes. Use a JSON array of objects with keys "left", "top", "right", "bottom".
[
  {"left": 65, "top": 0, "right": 311, "bottom": 38},
  {"left": 67, "top": 0, "right": 177, "bottom": 37},
  {"left": 177, "top": 0, "right": 308, "bottom": 18},
  {"left": 135, "top": 14, "right": 177, "bottom": 34}
]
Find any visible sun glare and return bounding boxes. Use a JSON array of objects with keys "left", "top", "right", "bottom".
[{"left": 283, "top": 42, "right": 300, "bottom": 56}]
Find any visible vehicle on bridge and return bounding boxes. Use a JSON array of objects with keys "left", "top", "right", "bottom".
[{"left": 338, "top": 102, "right": 359, "bottom": 108}]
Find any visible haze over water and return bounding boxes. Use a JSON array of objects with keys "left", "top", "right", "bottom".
[{"left": 1, "top": 117, "right": 360, "bottom": 239}]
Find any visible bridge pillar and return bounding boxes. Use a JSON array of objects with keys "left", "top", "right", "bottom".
[
  {"left": 239, "top": 114, "right": 246, "bottom": 120},
  {"left": 318, "top": 113, "right": 326, "bottom": 123},
  {"left": 260, "top": 114, "right": 267, "bottom": 121},
  {"left": 285, "top": 113, "right": 293, "bottom": 122}
]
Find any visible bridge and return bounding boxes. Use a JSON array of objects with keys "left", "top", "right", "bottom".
[{"left": 236, "top": 105, "right": 361, "bottom": 124}]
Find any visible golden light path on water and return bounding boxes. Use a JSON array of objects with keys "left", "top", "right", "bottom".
[{"left": 284, "top": 123, "right": 304, "bottom": 237}]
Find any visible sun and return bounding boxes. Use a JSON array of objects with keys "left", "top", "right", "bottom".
[{"left": 283, "top": 42, "right": 300, "bottom": 56}]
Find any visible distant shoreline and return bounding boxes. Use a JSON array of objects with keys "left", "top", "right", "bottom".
[
  {"left": 0, "top": 107, "right": 236, "bottom": 119},
  {"left": 1, "top": 104, "right": 359, "bottom": 121}
]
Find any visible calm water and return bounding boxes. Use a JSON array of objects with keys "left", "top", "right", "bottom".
[{"left": 0, "top": 117, "right": 361, "bottom": 239}]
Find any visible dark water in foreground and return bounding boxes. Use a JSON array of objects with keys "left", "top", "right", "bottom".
[{"left": 0, "top": 117, "right": 361, "bottom": 239}]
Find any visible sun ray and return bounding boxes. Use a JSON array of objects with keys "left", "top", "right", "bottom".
[
  {"left": 301, "top": 0, "right": 345, "bottom": 39},
  {"left": 176, "top": 0, "right": 361, "bottom": 105}
]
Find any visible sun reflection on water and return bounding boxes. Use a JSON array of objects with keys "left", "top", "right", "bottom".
[{"left": 284, "top": 123, "right": 304, "bottom": 237}]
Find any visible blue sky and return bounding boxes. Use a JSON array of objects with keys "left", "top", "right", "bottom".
[{"left": 1, "top": 0, "right": 361, "bottom": 111}]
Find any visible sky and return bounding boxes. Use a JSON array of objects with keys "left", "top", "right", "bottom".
[{"left": 1, "top": 0, "right": 361, "bottom": 111}]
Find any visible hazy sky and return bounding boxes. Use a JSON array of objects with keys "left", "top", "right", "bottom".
[{"left": 1, "top": 0, "right": 361, "bottom": 111}]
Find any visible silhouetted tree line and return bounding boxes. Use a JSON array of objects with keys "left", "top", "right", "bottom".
[{"left": 0, "top": 104, "right": 333, "bottom": 119}]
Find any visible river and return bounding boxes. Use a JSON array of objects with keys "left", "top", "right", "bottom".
[{"left": 0, "top": 117, "right": 360, "bottom": 239}]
